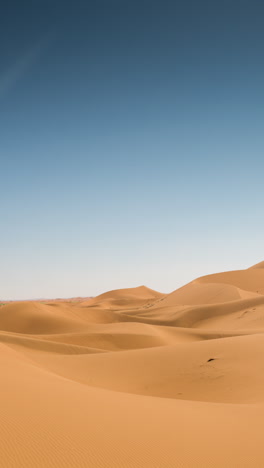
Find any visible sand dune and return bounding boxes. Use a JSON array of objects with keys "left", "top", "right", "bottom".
[
  {"left": 81, "top": 285, "right": 165, "bottom": 309},
  {"left": 2, "top": 263, "right": 264, "bottom": 466}
]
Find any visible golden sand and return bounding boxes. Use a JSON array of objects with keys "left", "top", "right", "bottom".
[{"left": 1, "top": 263, "right": 264, "bottom": 466}]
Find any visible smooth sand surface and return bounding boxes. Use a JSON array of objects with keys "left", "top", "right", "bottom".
[{"left": 2, "top": 264, "right": 264, "bottom": 466}]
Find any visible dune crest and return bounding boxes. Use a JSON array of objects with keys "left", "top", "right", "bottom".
[
  {"left": 249, "top": 260, "right": 264, "bottom": 269},
  {"left": 2, "top": 262, "right": 264, "bottom": 466}
]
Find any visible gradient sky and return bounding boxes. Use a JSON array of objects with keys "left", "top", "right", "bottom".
[{"left": 1, "top": 0, "right": 264, "bottom": 300}]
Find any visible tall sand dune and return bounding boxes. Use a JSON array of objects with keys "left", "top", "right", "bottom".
[{"left": 2, "top": 262, "right": 264, "bottom": 466}]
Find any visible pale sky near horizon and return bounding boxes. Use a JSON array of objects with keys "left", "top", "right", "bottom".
[{"left": 1, "top": 0, "right": 264, "bottom": 300}]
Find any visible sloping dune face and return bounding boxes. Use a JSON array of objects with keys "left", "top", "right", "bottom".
[{"left": 2, "top": 265, "right": 264, "bottom": 467}]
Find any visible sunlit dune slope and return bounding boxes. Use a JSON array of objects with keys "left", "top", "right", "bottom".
[
  {"left": 196, "top": 264, "right": 264, "bottom": 294},
  {"left": 81, "top": 285, "right": 164, "bottom": 308},
  {"left": 2, "top": 262, "right": 264, "bottom": 467}
]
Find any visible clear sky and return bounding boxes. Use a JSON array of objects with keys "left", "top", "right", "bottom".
[{"left": 1, "top": 0, "right": 264, "bottom": 300}]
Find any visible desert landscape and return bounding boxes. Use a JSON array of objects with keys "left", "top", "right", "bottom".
[
  {"left": 1, "top": 261, "right": 264, "bottom": 467},
  {"left": 2, "top": 0, "right": 263, "bottom": 466}
]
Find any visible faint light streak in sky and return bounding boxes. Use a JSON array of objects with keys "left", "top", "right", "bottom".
[{"left": 0, "top": 31, "right": 54, "bottom": 99}]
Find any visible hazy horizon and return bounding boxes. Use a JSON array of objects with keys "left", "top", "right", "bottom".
[
  {"left": 2, "top": 0, "right": 264, "bottom": 300},
  {"left": 1, "top": 259, "right": 263, "bottom": 302}
]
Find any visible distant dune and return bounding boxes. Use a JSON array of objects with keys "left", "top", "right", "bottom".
[
  {"left": 1, "top": 263, "right": 264, "bottom": 466},
  {"left": 0, "top": 296, "right": 93, "bottom": 304}
]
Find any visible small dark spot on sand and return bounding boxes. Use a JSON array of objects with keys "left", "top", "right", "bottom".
[{"left": 207, "top": 358, "right": 215, "bottom": 362}]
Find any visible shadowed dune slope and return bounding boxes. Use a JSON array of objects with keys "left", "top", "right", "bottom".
[
  {"left": 0, "top": 302, "right": 89, "bottom": 334},
  {"left": 249, "top": 260, "right": 264, "bottom": 269},
  {"left": 2, "top": 262, "right": 264, "bottom": 466}
]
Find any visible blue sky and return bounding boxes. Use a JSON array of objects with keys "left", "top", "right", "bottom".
[{"left": 1, "top": 0, "right": 264, "bottom": 299}]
